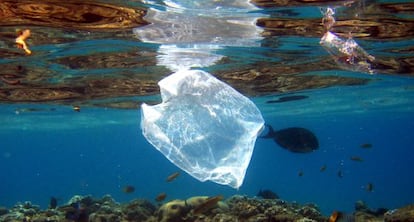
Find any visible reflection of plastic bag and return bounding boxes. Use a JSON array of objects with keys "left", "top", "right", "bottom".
[
  {"left": 141, "top": 69, "right": 264, "bottom": 188},
  {"left": 320, "top": 31, "right": 375, "bottom": 74}
]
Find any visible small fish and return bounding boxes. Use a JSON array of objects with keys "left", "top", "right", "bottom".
[
  {"left": 192, "top": 195, "right": 223, "bottom": 215},
  {"left": 337, "top": 170, "right": 343, "bottom": 178},
  {"left": 166, "top": 172, "right": 180, "bottom": 182},
  {"left": 350, "top": 156, "right": 363, "bottom": 162},
  {"left": 15, "top": 29, "right": 32, "bottom": 55},
  {"left": 257, "top": 189, "right": 279, "bottom": 199},
  {"left": 49, "top": 196, "right": 58, "bottom": 209},
  {"left": 366, "top": 183, "right": 374, "bottom": 192},
  {"left": 298, "top": 170, "right": 304, "bottom": 177},
  {"left": 360, "top": 143, "right": 372, "bottom": 149},
  {"left": 155, "top": 192, "right": 167, "bottom": 202},
  {"left": 320, "top": 164, "right": 327, "bottom": 172},
  {"left": 73, "top": 106, "right": 81, "bottom": 112},
  {"left": 122, "top": 185, "right": 135, "bottom": 194},
  {"left": 329, "top": 211, "right": 355, "bottom": 222},
  {"left": 266, "top": 95, "right": 308, "bottom": 104}
]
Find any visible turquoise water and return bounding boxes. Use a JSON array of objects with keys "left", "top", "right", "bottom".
[
  {"left": 1, "top": 0, "right": 414, "bottom": 217},
  {"left": 1, "top": 76, "right": 414, "bottom": 215}
]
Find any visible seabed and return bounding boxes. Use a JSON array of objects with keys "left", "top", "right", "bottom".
[{"left": 0, "top": 194, "right": 413, "bottom": 222}]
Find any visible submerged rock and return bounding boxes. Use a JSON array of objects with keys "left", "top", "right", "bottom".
[
  {"left": 0, "top": 207, "right": 8, "bottom": 216},
  {"left": 384, "top": 204, "right": 414, "bottom": 222}
]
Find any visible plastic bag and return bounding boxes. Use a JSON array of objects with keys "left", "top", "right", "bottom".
[
  {"left": 141, "top": 69, "right": 264, "bottom": 188},
  {"left": 320, "top": 31, "right": 375, "bottom": 74}
]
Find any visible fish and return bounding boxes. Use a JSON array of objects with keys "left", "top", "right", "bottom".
[
  {"left": 320, "top": 164, "right": 327, "bottom": 172},
  {"left": 337, "top": 170, "right": 343, "bottom": 178},
  {"left": 260, "top": 124, "right": 319, "bottom": 153},
  {"left": 329, "top": 211, "right": 355, "bottom": 222},
  {"left": 166, "top": 172, "right": 180, "bottom": 182},
  {"left": 73, "top": 105, "right": 81, "bottom": 112},
  {"left": 366, "top": 183, "right": 374, "bottom": 192},
  {"left": 350, "top": 156, "right": 363, "bottom": 162},
  {"left": 155, "top": 192, "right": 167, "bottom": 202},
  {"left": 360, "top": 143, "right": 372, "bottom": 149},
  {"left": 49, "top": 196, "right": 58, "bottom": 209},
  {"left": 122, "top": 185, "right": 135, "bottom": 194},
  {"left": 192, "top": 195, "right": 223, "bottom": 215},
  {"left": 15, "top": 108, "right": 56, "bottom": 113},
  {"left": 266, "top": 95, "right": 308, "bottom": 104},
  {"left": 298, "top": 170, "right": 304, "bottom": 177},
  {"left": 257, "top": 189, "right": 279, "bottom": 199}
]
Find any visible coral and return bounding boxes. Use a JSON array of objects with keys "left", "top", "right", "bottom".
[
  {"left": 122, "top": 199, "right": 156, "bottom": 221},
  {"left": 0, "top": 194, "right": 399, "bottom": 222},
  {"left": 296, "top": 203, "right": 324, "bottom": 220},
  {"left": 384, "top": 204, "right": 414, "bottom": 222},
  {"left": 0, "top": 207, "right": 8, "bottom": 216},
  {"left": 157, "top": 199, "right": 189, "bottom": 222}
]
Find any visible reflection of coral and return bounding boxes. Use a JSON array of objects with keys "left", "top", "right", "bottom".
[{"left": 0, "top": 0, "right": 148, "bottom": 30}]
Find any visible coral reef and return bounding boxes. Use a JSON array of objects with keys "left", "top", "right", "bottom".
[
  {"left": 0, "top": 194, "right": 411, "bottom": 222},
  {"left": 384, "top": 204, "right": 414, "bottom": 222}
]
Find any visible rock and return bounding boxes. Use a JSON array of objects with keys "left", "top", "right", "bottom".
[
  {"left": 0, "top": 207, "right": 8, "bottom": 216},
  {"left": 157, "top": 199, "right": 189, "bottom": 222},
  {"left": 123, "top": 199, "right": 156, "bottom": 221},
  {"left": 384, "top": 204, "right": 414, "bottom": 222}
]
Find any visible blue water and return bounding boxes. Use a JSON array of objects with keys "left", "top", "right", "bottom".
[
  {"left": 1, "top": 75, "right": 414, "bottom": 215},
  {"left": 1, "top": 0, "right": 414, "bottom": 217}
]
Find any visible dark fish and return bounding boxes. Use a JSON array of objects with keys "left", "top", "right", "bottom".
[
  {"left": 192, "top": 195, "right": 223, "bottom": 215},
  {"left": 329, "top": 211, "right": 355, "bottom": 222},
  {"left": 257, "top": 189, "right": 279, "bottom": 199},
  {"left": 122, "top": 185, "right": 135, "bottom": 194},
  {"left": 166, "top": 172, "right": 180, "bottom": 182},
  {"left": 49, "top": 196, "right": 58, "bottom": 209},
  {"left": 366, "top": 183, "right": 374, "bottom": 192},
  {"left": 298, "top": 170, "right": 304, "bottom": 177},
  {"left": 15, "top": 108, "right": 56, "bottom": 113},
  {"left": 320, "top": 164, "right": 327, "bottom": 172},
  {"left": 266, "top": 95, "right": 308, "bottom": 104},
  {"left": 267, "top": 95, "right": 308, "bottom": 103},
  {"left": 350, "top": 156, "right": 363, "bottom": 162},
  {"left": 337, "top": 170, "right": 343, "bottom": 178},
  {"left": 261, "top": 124, "right": 319, "bottom": 153},
  {"left": 155, "top": 192, "right": 167, "bottom": 202},
  {"left": 360, "top": 143, "right": 372, "bottom": 149}
]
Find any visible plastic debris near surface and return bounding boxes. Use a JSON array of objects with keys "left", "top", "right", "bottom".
[
  {"left": 319, "top": 7, "right": 375, "bottom": 74},
  {"left": 141, "top": 69, "right": 264, "bottom": 189},
  {"left": 133, "top": 0, "right": 265, "bottom": 71},
  {"left": 320, "top": 31, "right": 375, "bottom": 74}
]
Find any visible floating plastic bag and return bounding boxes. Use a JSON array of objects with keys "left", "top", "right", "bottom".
[
  {"left": 141, "top": 69, "right": 264, "bottom": 188},
  {"left": 320, "top": 31, "right": 375, "bottom": 74}
]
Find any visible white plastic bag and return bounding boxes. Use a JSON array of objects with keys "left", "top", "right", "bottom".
[{"left": 141, "top": 69, "right": 264, "bottom": 188}]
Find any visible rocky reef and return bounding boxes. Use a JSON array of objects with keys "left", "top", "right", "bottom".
[{"left": 0, "top": 194, "right": 411, "bottom": 222}]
